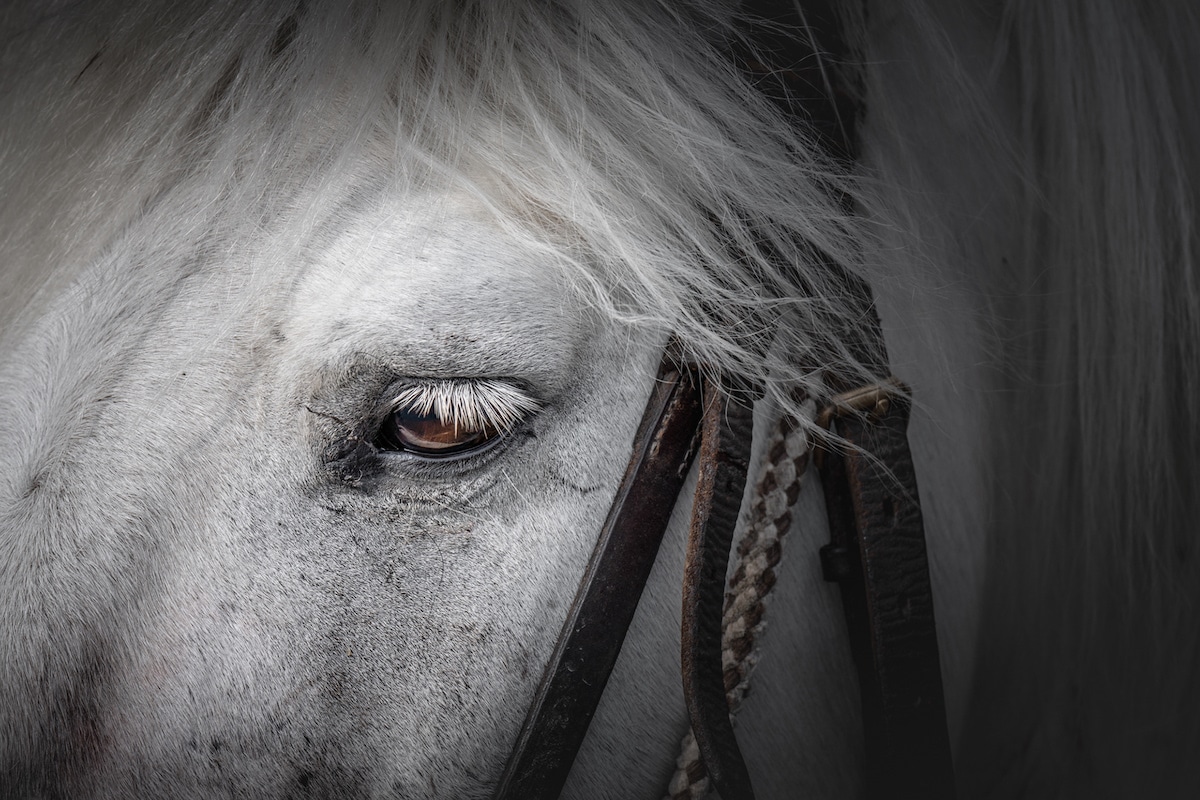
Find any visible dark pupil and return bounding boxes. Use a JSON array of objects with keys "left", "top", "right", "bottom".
[{"left": 386, "top": 408, "right": 492, "bottom": 454}]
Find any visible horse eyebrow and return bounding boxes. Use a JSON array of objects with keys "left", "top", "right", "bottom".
[{"left": 388, "top": 379, "right": 542, "bottom": 433}]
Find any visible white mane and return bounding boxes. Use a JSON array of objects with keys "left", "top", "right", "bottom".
[
  {"left": 1, "top": 0, "right": 884, "bottom": 425},
  {"left": 857, "top": 3, "right": 1200, "bottom": 794},
  {"left": 1, "top": 0, "right": 1198, "bottom": 795}
]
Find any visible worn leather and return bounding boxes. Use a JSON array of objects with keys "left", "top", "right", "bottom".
[
  {"left": 738, "top": 2, "right": 957, "bottom": 796},
  {"left": 493, "top": 358, "right": 705, "bottom": 800},
  {"left": 817, "top": 393, "right": 956, "bottom": 800},
  {"left": 681, "top": 379, "right": 758, "bottom": 800}
]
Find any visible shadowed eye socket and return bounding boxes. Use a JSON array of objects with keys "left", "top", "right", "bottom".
[{"left": 375, "top": 379, "right": 542, "bottom": 459}]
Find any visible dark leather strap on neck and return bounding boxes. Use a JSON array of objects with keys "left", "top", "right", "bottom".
[
  {"left": 817, "top": 388, "right": 956, "bottom": 799},
  {"left": 738, "top": 2, "right": 957, "bottom": 796},
  {"left": 493, "top": 357, "right": 704, "bottom": 800},
  {"left": 681, "top": 380, "right": 758, "bottom": 800}
]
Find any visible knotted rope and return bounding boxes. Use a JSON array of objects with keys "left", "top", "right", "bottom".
[{"left": 665, "top": 398, "right": 817, "bottom": 799}]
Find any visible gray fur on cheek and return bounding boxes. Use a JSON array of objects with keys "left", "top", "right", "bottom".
[{"left": 4, "top": 203, "right": 665, "bottom": 798}]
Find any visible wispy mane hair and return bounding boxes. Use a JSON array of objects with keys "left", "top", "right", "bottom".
[
  {"left": 854, "top": 2, "right": 1200, "bottom": 796},
  {"left": 2, "top": 0, "right": 884, "bottom": 429}
]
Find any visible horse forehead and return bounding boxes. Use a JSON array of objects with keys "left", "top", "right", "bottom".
[{"left": 284, "top": 195, "right": 585, "bottom": 373}]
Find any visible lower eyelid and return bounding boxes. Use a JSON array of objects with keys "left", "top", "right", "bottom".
[{"left": 374, "top": 427, "right": 519, "bottom": 477}]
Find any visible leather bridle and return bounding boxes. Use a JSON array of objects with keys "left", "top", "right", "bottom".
[
  {"left": 494, "top": 356, "right": 954, "bottom": 800},
  {"left": 494, "top": 4, "right": 956, "bottom": 798}
]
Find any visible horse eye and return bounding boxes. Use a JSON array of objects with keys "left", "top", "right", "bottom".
[{"left": 379, "top": 407, "right": 498, "bottom": 457}]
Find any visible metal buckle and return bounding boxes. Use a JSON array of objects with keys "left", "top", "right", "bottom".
[{"left": 816, "top": 376, "right": 908, "bottom": 430}]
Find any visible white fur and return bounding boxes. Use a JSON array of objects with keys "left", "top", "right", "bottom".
[{"left": 0, "top": 0, "right": 1197, "bottom": 797}]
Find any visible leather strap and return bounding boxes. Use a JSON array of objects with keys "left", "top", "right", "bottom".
[
  {"left": 681, "top": 379, "right": 758, "bottom": 800},
  {"left": 817, "top": 389, "right": 955, "bottom": 799},
  {"left": 495, "top": 4, "right": 956, "bottom": 797},
  {"left": 493, "top": 355, "right": 704, "bottom": 800},
  {"left": 737, "top": 2, "right": 957, "bottom": 797}
]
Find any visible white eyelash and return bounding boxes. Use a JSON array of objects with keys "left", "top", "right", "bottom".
[{"left": 388, "top": 379, "right": 542, "bottom": 434}]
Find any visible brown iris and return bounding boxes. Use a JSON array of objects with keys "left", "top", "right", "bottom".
[{"left": 381, "top": 407, "right": 498, "bottom": 456}]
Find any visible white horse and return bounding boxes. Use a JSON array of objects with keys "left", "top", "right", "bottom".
[{"left": 1, "top": 1, "right": 1197, "bottom": 797}]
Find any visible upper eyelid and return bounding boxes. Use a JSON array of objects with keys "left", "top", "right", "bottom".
[{"left": 387, "top": 378, "right": 543, "bottom": 432}]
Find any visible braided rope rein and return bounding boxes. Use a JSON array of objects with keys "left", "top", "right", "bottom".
[{"left": 665, "top": 398, "right": 817, "bottom": 800}]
